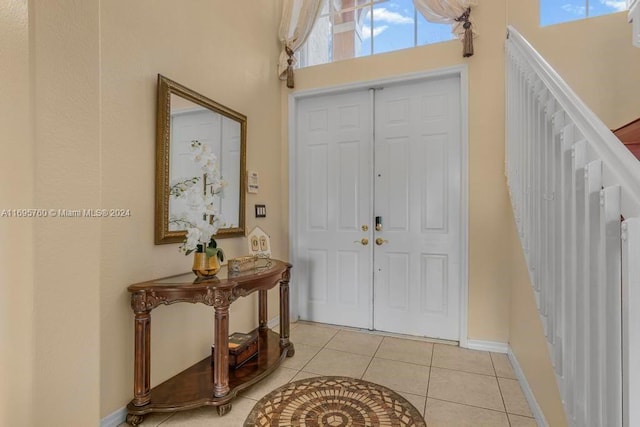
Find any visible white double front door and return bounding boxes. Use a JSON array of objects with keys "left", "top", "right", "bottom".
[{"left": 294, "top": 75, "right": 462, "bottom": 340}]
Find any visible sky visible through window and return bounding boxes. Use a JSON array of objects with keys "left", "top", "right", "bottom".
[
  {"left": 361, "top": 0, "right": 455, "bottom": 55},
  {"left": 299, "top": 0, "right": 455, "bottom": 68},
  {"left": 540, "top": 0, "right": 627, "bottom": 26},
  {"left": 300, "top": 0, "right": 628, "bottom": 68}
]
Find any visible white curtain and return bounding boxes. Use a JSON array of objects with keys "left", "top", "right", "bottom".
[
  {"left": 278, "top": 0, "right": 322, "bottom": 88},
  {"left": 413, "top": 0, "right": 478, "bottom": 57}
]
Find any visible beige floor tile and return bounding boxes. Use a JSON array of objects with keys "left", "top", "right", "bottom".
[
  {"left": 508, "top": 413, "right": 538, "bottom": 427},
  {"left": 131, "top": 324, "right": 528, "bottom": 427},
  {"left": 289, "top": 323, "right": 338, "bottom": 347},
  {"left": 280, "top": 343, "right": 321, "bottom": 370},
  {"left": 239, "top": 366, "right": 298, "bottom": 400},
  {"left": 491, "top": 352, "right": 517, "bottom": 379},
  {"left": 118, "top": 412, "right": 174, "bottom": 427},
  {"left": 363, "top": 358, "right": 430, "bottom": 396},
  {"left": 325, "top": 330, "right": 383, "bottom": 356},
  {"left": 290, "top": 370, "right": 322, "bottom": 382},
  {"left": 398, "top": 391, "right": 427, "bottom": 416},
  {"left": 374, "top": 336, "right": 433, "bottom": 366},
  {"left": 428, "top": 367, "right": 504, "bottom": 411},
  {"left": 425, "top": 398, "right": 510, "bottom": 427},
  {"left": 159, "top": 397, "right": 256, "bottom": 426},
  {"left": 303, "top": 348, "right": 371, "bottom": 378},
  {"left": 499, "top": 377, "right": 533, "bottom": 417},
  {"left": 432, "top": 344, "right": 495, "bottom": 376}
]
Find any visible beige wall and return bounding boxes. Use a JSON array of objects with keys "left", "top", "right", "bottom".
[
  {"left": 32, "top": 0, "right": 102, "bottom": 424},
  {"left": 0, "top": 0, "right": 34, "bottom": 425},
  {"left": 508, "top": 1, "right": 640, "bottom": 128},
  {"left": 287, "top": 1, "right": 512, "bottom": 343},
  {"left": 508, "top": 219, "right": 567, "bottom": 426},
  {"left": 2, "top": 0, "right": 284, "bottom": 423},
  {"left": 99, "top": 0, "right": 283, "bottom": 418}
]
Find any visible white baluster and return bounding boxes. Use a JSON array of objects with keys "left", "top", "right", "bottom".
[
  {"left": 622, "top": 218, "right": 640, "bottom": 427},
  {"left": 586, "top": 160, "right": 604, "bottom": 426},
  {"left": 601, "top": 186, "right": 622, "bottom": 427},
  {"left": 573, "top": 141, "right": 588, "bottom": 425}
]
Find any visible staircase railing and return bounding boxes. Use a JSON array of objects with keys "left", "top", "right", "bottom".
[
  {"left": 505, "top": 26, "right": 640, "bottom": 427},
  {"left": 629, "top": 0, "right": 640, "bottom": 48}
]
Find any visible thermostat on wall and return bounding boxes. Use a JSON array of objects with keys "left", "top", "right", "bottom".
[{"left": 247, "top": 171, "right": 259, "bottom": 193}]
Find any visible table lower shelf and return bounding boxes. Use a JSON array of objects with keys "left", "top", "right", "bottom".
[{"left": 126, "top": 328, "right": 292, "bottom": 416}]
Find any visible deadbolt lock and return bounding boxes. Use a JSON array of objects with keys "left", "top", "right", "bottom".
[
  {"left": 375, "top": 216, "right": 383, "bottom": 231},
  {"left": 361, "top": 225, "right": 369, "bottom": 231}
]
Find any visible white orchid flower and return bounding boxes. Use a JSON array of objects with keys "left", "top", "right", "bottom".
[
  {"left": 194, "top": 219, "right": 216, "bottom": 243},
  {"left": 174, "top": 140, "right": 226, "bottom": 256},
  {"left": 183, "top": 227, "right": 202, "bottom": 251}
]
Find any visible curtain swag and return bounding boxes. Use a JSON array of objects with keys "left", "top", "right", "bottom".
[
  {"left": 278, "top": 0, "right": 322, "bottom": 88},
  {"left": 413, "top": 0, "right": 478, "bottom": 57}
]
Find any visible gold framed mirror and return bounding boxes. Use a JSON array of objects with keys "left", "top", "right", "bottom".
[{"left": 155, "top": 74, "right": 246, "bottom": 244}]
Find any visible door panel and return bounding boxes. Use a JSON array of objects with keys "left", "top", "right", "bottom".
[
  {"left": 337, "top": 141, "right": 360, "bottom": 230},
  {"left": 373, "top": 76, "right": 461, "bottom": 340},
  {"left": 337, "top": 250, "right": 360, "bottom": 304},
  {"left": 307, "top": 144, "right": 329, "bottom": 230},
  {"left": 296, "top": 90, "right": 373, "bottom": 328},
  {"left": 423, "top": 134, "right": 448, "bottom": 232},
  {"left": 386, "top": 137, "right": 410, "bottom": 231},
  {"left": 308, "top": 249, "right": 328, "bottom": 303},
  {"left": 421, "top": 254, "right": 448, "bottom": 314},
  {"left": 386, "top": 252, "right": 410, "bottom": 310}
]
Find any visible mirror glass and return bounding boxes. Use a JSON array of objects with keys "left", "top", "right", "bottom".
[{"left": 155, "top": 75, "right": 246, "bottom": 244}]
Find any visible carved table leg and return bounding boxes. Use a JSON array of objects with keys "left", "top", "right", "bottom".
[
  {"left": 279, "top": 269, "right": 294, "bottom": 357},
  {"left": 259, "top": 289, "right": 268, "bottom": 330},
  {"left": 132, "top": 293, "right": 151, "bottom": 406},
  {"left": 126, "top": 413, "right": 144, "bottom": 426},
  {"left": 213, "top": 304, "right": 230, "bottom": 397},
  {"left": 216, "top": 403, "right": 233, "bottom": 416}
]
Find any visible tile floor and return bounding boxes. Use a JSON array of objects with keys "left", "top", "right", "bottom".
[{"left": 120, "top": 322, "right": 537, "bottom": 426}]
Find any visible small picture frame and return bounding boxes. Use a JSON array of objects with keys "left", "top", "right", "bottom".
[{"left": 248, "top": 226, "right": 271, "bottom": 258}]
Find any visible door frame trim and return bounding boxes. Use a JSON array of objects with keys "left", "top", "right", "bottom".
[{"left": 288, "top": 65, "right": 469, "bottom": 347}]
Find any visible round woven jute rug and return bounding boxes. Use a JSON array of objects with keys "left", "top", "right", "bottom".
[{"left": 244, "top": 376, "right": 426, "bottom": 427}]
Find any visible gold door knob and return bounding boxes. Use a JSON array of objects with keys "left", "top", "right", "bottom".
[
  {"left": 354, "top": 238, "right": 369, "bottom": 245},
  {"left": 375, "top": 237, "right": 388, "bottom": 246}
]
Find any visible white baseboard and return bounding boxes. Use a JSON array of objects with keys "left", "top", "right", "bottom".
[
  {"left": 508, "top": 347, "right": 548, "bottom": 427},
  {"left": 267, "top": 315, "right": 280, "bottom": 329},
  {"left": 461, "top": 339, "right": 547, "bottom": 427},
  {"left": 101, "top": 406, "right": 127, "bottom": 427},
  {"left": 464, "top": 339, "right": 509, "bottom": 353}
]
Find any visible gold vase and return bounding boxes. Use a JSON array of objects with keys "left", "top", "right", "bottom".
[{"left": 192, "top": 252, "right": 221, "bottom": 278}]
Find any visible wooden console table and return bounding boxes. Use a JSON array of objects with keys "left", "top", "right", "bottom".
[{"left": 125, "top": 259, "right": 293, "bottom": 426}]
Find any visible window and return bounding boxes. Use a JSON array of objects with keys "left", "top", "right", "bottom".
[
  {"left": 298, "top": 0, "right": 455, "bottom": 68},
  {"left": 540, "top": 0, "right": 628, "bottom": 26}
]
